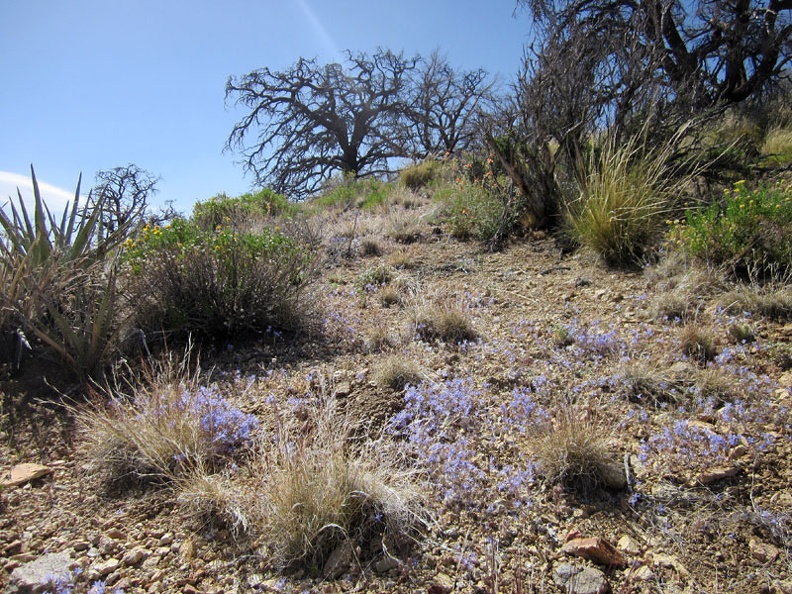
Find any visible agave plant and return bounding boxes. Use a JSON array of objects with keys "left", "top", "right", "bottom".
[{"left": 0, "top": 166, "right": 133, "bottom": 380}]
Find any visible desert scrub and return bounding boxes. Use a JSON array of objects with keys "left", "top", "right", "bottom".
[
  {"left": 257, "top": 391, "right": 426, "bottom": 572},
  {"left": 673, "top": 181, "right": 792, "bottom": 278},
  {"left": 443, "top": 181, "right": 507, "bottom": 243},
  {"left": 124, "top": 217, "right": 317, "bottom": 341},
  {"left": 372, "top": 354, "right": 423, "bottom": 390}
]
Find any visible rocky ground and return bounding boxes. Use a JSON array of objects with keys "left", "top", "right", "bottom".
[{"left": 2, "top": 195, "right": 791, "bottom": 593}]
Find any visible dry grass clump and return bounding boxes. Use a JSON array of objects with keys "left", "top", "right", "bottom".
[
  {"left": 617, "top": 360, "right": 682, "bottom": 407},
  {"left": 372, "top": 355, "right": 424, "bottom": 391},
  {"left": 256, "top": 393, "right": 426, "bottom": 572},
  {"left": 679, "top": 323, "right": 720, "bottom": 364},
  {"left": 414, "top": 302, "right": 477, "bottom": 344},
  {"left": 386, "top": 210, "right": 424, "bottom": 244},
  {"left": 378, "top": 284, "right": 403, "bottom": 308},
  {"left": 360, "top": 238, "right": 382, "bottom": 257},
  {"left": 648, "top": 258, "right": 727, "bottom": 321},
  {"left": 718, "top": 283, "right": 792, "bottom": 320},
  {"left": 388, "top": 246, "right": 422, "bottom": 270},
  {"left": 76, "top": 355, "right": 259, "bottom": 494},
  {"left": 530, "top": 408, "right": 623, "bottom": 493},
  {"left": 176, "top": 469, "right": 252, "bottom": 537}
]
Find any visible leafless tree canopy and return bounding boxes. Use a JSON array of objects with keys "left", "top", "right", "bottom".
[
  {"left": 517, "top": 0, "right": 792, "bottom": 113},
  {"left": 226, "top": 50, "right": 418, "bottom": 200},
  {"left": 225, "top": 49, "right": 495, "bottom": 200},
  {"left": 407, "top": 50, "right": 496, "bottom": 158},
  {"left": 88, "top": 164, "right": 159, "bottom": 232}
]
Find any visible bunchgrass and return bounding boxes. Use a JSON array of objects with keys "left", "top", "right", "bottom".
[
  {"left": 77, "top": 354, "right": 259, "bottom": 493},
  {"left": 372, "top": 355, "right": 424, "bottom": 391},
  {"left": 679, "top": 323, "right": 719, "bottom": 364},
  {"left": 414, "top": 302, "right": 477, "bottom": 344},
  {"left": 529, "top": 407, "right": 621, "bottom": 493},
  {"left": 256, "top": 391, "right": 426, "bottom": 572},
  {"left": 565, "top": 127, "right": 700, "bottom": 266}
]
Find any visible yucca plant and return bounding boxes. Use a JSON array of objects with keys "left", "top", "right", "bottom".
[{"left": 0, "top": 166, "right": 133, "bottom": 379}]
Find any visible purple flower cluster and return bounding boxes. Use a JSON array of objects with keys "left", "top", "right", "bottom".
[
  {"left": 389, "top": 378, "right": 534, "bottom": 511},
  {"left": 147, "top": 385, "right": 259, "bottom": 458},
  {"left": 639, "top": 419, "right": 740, "bottom": 474}
]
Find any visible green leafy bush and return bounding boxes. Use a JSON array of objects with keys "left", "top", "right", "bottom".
[
  {"left": 673, "top": 181, "right": 792, "bottom": 277},
  {"left": 443, "top": 182, "right": 506, "bottom": 243},
  {"left": 192, "top": 188, "right": 294, "bottom": 230},
  {"left": 125, "top": 218, "right": 317, "bottom": 341}
]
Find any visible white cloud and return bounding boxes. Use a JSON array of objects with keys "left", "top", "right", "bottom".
[{"left": 0, "top": 171, "right": 79, "bottom": 219}]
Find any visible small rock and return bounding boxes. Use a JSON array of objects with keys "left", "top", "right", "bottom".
[
  {"left": 554, "top": 563, "right": 582, "bottom": 587},
  {"left": 616, "top": 535, "right": 641, "bottom": 556},
  {"left": 428, "top": 573, "right": 455, "bottom": 594},
  {"left": 9, "top": 550, "right": 74, "bottom": 594},
  {"left": 566, "top": 567, "right": 611, "bottom": 594},
  {"left": 562, "top": 537, "right": 627, "bottom": 567},
  {"left": 5, "top": 539, "right": 24, "bottom": 556},
  {"left": 334, "top": 381, "right": 352, "bottom": 397},
  {"left": 72, "top": 540, "right": 91, "bottom": 552},
  {"left": 696, "top": 465, "right": 740, "bottom": 485},
  {"left": 629, "top": 565, "right": 656, "bottom": 581},
  {"left": 122, "top": 546, "right": 150, "bottom": 567},
  {"left": 105, "top": 528, "right": 126, "bottom": 540},
  {"left": 650, "top": 552, "right": 689, "bottom": 576},
  {"left": 749, "top": 538, "right": 780, "bottom": 563},
  {"left": 1, "top": 463, "right": 53, "bottom": 488},
  {"left": 158, "top": 532, "right": 174, "bottom": 546},
  {"left": 92, "top": 557, "right": 121, "bottom": 577},
  {"left": 322, "top": 539, "right": 356, "bottom": 580}
]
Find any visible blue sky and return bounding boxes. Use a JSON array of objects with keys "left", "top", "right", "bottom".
[{"left": 1, "top": 1, "right": 530, "bottom": 215}]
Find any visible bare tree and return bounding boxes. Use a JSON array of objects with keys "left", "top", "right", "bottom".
[
  {"left": 407, "top": 50, "right": 496, "bottom": 158},
  {"left": 225, "top": 49, "right": 419, "bottom": 200},
  {"left": 88, "top": 164, "right": 159, "bottom": 232},
  {"left": 517, "top": 0, "right": 792, "bottom": 112}
]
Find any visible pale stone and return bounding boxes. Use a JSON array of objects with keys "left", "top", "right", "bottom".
[
  {"left": 616, "top": 535, "right": 642, "bottom": 556},
  {"left": 562, "top": 537, "right": 628, "bottom": 567},
  {"left": 1, "top": 463, "right": 53, "bottom": 488},
  {"left": 749, "top": 538, "right": 780, "bottom": 563},
  {"left": 9, "top": 550, "right": 74, "bottom": 594},
  {"left": 565, "top": 566, "right": 611, "bottom": 594}
]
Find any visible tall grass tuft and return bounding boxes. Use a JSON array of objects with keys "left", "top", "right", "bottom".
[
  {"left": 565, "top": 126, "right": 700, "bottom": 266},
  {"left": 257, "top": 389, "right": 426, "bottom": 572}
]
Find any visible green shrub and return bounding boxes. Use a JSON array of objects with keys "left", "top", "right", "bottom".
[
  {"left": 125, "top": 218, "right": 317, "bottom": 341},
  {"left": 400, "top": 160, "right": 442, "bottom": 191},
  {"left": 444, "top": 183, "right": 505, "bottom": 243},
  {"left": 313, "top": 177, "right": 390, "bottom": 211},
  {"left": 192, "top": 188, "right": 293, "bottom": 230},
  {"left": 674, "top": 181, "right": 792, "bottom": 277}
]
